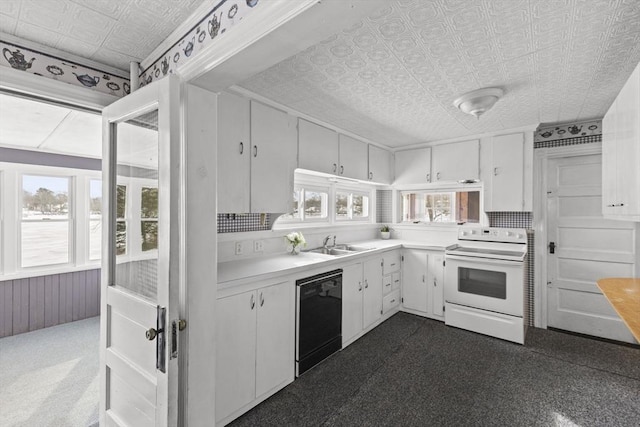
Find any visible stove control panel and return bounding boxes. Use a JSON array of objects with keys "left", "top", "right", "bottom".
[{"left": 458, "top": 227, "right": 527, "bottom": 243}]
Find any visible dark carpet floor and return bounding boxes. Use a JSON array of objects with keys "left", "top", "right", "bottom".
[{"left": 230, "top": 312, "right": 640, "bottom": 427}]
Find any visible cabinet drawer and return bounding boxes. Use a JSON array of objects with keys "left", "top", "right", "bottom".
[
  {"left": 383, "top": 274, "right": 393, "bottom": 295},
  {"left": 392, "top": 272, "right": 401, "bottom": 291},
  {"left": 383, "top": 290, "right": 400, "bottom": 314},
  {"left": 384, "top": 253, "right": 401, "bottom": 275}
]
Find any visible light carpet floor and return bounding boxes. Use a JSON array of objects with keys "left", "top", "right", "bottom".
[{"left": 0, "top": 317, "right": 99, "bottom": 427}]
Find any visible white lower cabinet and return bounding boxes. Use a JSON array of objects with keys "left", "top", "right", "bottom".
[
  {"left": 401, "top": 249, "right": 444, "bottom": 320},
  {"left": 342, "top": 255, "right": 389, "bottom": 347},
  {"left": 363, "top": 257, "right": 383, "bottom": 329},
  {"left": 215, "top": 281, "right": 294, "bottom": 425}
]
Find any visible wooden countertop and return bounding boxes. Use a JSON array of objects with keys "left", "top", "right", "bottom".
[{"left": 596, "top": 278, "right": 640, "bottom": 343}]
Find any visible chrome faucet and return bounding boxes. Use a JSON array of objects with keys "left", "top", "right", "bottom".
[{"left": 323, "top": 235, "right": 336, "bottom": 248}]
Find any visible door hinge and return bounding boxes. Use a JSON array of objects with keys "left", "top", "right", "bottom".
[
  {"left": 401, "top": 255, "right": 404, "bottom": 262},
  {"left": 443, "top": 260, "right": 445, "bottom": 267},
  {"left": 443, "top": 305, "right": 445, "bottom": 312},
  {"left": 401, "top": 297, "right": 404, "bottom": 303},
  {"left": 381, "top": 260, "right": 384, "bottom": 268}
]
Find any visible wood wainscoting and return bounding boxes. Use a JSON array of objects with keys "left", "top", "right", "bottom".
[{"left": 0, "top": 269, "right": 100, "bottom": 338}]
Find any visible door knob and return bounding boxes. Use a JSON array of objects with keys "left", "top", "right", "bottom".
[{"left": 146, "top": 327, "right": 159, "bottom": 340}]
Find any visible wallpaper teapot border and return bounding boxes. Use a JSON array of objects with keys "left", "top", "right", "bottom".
[
  {"left": 139, "top": 0, "right": 260, "bottom": 88},
  {"left": 1, "top": 40, "right": 131, "bottom": 98},
  {"left": 534, "top": 120, "right": 602, "bottom": 143}
]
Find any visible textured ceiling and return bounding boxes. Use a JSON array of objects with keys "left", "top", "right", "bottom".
[
  {"left": 239, "top": 0, "right": 640, "bottom": 147},
  {"left": 0, "top": 0, "right": 206, "bottom": 71}
]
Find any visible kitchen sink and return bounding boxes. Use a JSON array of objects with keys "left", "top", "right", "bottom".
[
  {"left": 305, "top": 244, "right": 374, "bottom": 256},
  {"left": 306, "top": 247, "right": 353, "bottom": 256}
]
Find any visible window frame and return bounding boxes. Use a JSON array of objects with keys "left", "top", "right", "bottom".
[
  {"left": 335, "top": 187, "right": 371, "bottom": 222},
  {"left": 400, "top": 186, "right": 482, "bottom": 225},
  {"left": 19, "top": 172, "right": 74, "bottom": 269}
]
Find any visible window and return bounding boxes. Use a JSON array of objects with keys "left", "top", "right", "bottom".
[
  {"left": 89, "top": 179, "right": 102, "bottom": 261},
  {"left": 116, "top": 184, "right": 127, "bottom": 255},
  {"left": 335, "top": 190, "right": 369, "bottom": 221},
  {"left": 21, "top": 175, "right": 71, "bottom": 267},
  {"left": 140, "top": 187, "right": 158, "bottom": 251},
  {"left": 402, "top": 190, "right": 480, "bottom": 224},
  {"left": 280, "top": 186, "right": 329, "bottom": 222}
]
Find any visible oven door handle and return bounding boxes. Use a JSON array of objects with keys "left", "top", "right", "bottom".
[{"left": 445, "top": 254, "right": 524, "bottom": 266}]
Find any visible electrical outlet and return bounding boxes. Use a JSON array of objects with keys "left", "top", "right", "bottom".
[
  {"left": 235, "top": 242, "right": 243, "bottom": 255},
  {"left": 254, "top": 240, "right": 264, "bottom": 252}
]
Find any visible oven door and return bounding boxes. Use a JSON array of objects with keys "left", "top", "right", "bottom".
[{"left": 445, "top": 255, "right": 523, "bottom": 317}]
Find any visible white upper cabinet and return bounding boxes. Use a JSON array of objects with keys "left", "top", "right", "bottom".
[
  {"left": 483, "top": 133, "right": 525, "bottom": 211},
  {"left": 251, "top": 101, "right": 297, "bottom": 213},
  {"left": 217, "top": 91, "right": 250, "bottom": 213},
  {"left": 217, "top": 94, "right": 297, "bottom": 213},
  {"left": 339, "top": 134, "right": 368, "bottom": 180},
  {"left": 368, "top": 145, "right": 393, "bottom": 184},
  {"left": 394, "top": 147, "right": 432, "bottom": 185},
  {"left": 298, "top": 119, "right": 339, "bottom": 175},
  {"left": 432, "top": 139, "right": 479, "bottom": 182},
  {"left": 603, "top": 61, "right": 640, "bottom": 220}
]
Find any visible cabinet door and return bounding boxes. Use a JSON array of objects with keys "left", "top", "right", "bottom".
[
  {"left": 363, "top": 257, "right": 383, "bottom": 329},
  {"left": 432, "top": 140, "right": 479, "bottom": 182},
  {"left": 368, "top": 145, "right": 393, "bottom": 184},
  {"left": 217, "top": 91, "right": 250, "bottom": 213},
  {"left": 215, "top": 291, "right": 257, "bottom": 422},
  {"left": 255, "top": 281, "right": 294, "bottom": 398},
  {"left": 429, "top": 253, "right": 444, "bottom": 317},
  {"left": 342, "top": 263, "right": 363, "bottom": 345},
  {"left": 487, "top": 133, "right": 524, "bottom": 211},
  {"left": 615, "top": 63, "right": 640, "bottom": 216},
  {"left": 394, "top": 147, "right": 431, "bottom": 184},
  {"left": 401, "top": 249, "right": 428, "bottom": 313},
  {"left": 298, "top": 119, "right": 339, "bottom": 175},
  {"left": 339, "top": 134, "right": 368, "bottom": 180},
  {"left": 250, "top": 101, "right": 298, "bottom": 213},
  {"left": 602, "top": 103, "right": 618, "bottom": 214}
]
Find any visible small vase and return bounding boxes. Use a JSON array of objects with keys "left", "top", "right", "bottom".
[
  {"left": 290, "top": 245, "right": 301, "bottom": 255},
  {"left": 380, "top": 231, "right": 390, "bottom": 240}
]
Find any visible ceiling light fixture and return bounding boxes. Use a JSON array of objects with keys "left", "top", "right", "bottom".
[{"left": 453, "top": 88, "right": 504, "bottom": 119}]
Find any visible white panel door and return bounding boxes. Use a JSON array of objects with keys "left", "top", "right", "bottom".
[
  {"left": 401, "top": 249, "right": 428, "bottom": 313},
  {"left": 341, "top": 263, "right": 363, "bottom": 345},
  {"left": 298, "top": 119, "right": 339, "bottom": 175},
  {"left": 547, "top": 154, "right": 637, "bottom": 343},
  {"left": 363, "top": 257, "right": 383, "bottom": 329},
  {"left": 255, "top": 281, "right": 294, "bottom": 398},
  {"left": 488, "top": 133, "right": 524, "bottom": 211},
  {"left": 101, "top": 75, "right": 179, "bottom": 426},
  {"left": 339, "top": 134, "right": 368, "bottom": 180},
  {"left": 429, "top": 253, "right": 445, "bottom": 317},
  {"left": 217, "top": 91, "right": 250, "bottom": 213},
  {"left": 215, "top": 291, "right": 257, "bottom": 423},
  {"left": 432, "top": 140, "right": 479, "bottom": 182},
  {"left": 394, "top": 147, "right": 432, "bottom": 184},
  {"left": 250, "top": 101, "right": 297, "bottom": 213}
]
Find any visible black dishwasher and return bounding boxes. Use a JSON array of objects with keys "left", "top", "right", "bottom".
[{"left": 296, "top": 269, "right": 342, "bottom": 376}]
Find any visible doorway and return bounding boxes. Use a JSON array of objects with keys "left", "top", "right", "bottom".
[{"left": 543, "top": 151, "right": 636, "bottom": 343}]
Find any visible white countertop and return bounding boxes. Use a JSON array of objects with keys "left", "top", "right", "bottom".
[{"left": 218, "top": 239, "right": 450, "bottom": 289}]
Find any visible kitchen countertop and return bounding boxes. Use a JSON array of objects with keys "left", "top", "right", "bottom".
[
  {"left": 596, "top": 277, "right": 640, "bottom": 343},
  {"left": 218, "top": 239, "right": 450, "bottom": 288}
]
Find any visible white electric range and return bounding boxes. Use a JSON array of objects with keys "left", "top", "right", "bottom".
[{"left": 444, "top": 227, "right": 528, "bottom": 344}]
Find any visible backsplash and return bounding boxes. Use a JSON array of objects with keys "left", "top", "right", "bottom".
[
  {"left": 218, "top": 213, "right": 273, "bottom": 233},
  {"left": 377, "top": 190, "right": 393, "bottom": 224},
  {"left": 487, "top": 212, "right": 532, "bottom": 229}
]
